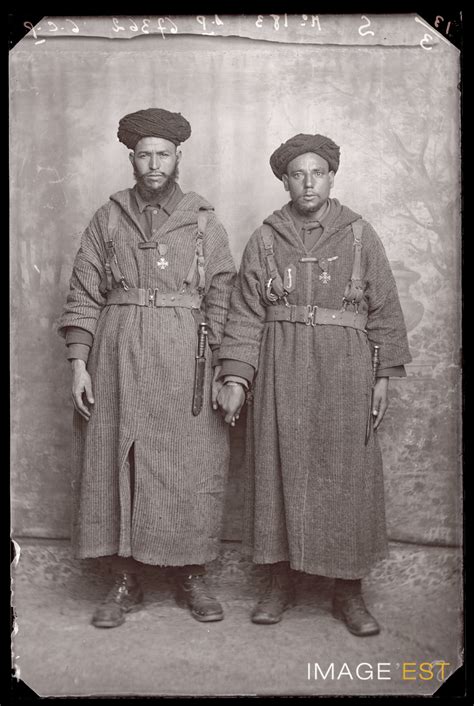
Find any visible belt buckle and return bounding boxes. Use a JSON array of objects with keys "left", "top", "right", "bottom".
[
  {"left": 147, "top": 288, "right": 158, "bottom": 306},
  {"left": 306, "top": 305, "right": 317, "bottom": 326}
]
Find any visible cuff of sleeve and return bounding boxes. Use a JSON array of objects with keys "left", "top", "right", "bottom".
[
  {"left": 211, "top": 348, "right": 221, "bottom": 367},
  {"left": 65, "top": 327, "right": 94, "bottom": 347},
  {"left": 223, "top": 375, "right": 249, "bottom": 390},
  {"left": 66, "top": 343, "right": 90, "bottom": 363},
  {"left": 219, "top": 359, "right": 255, "bottom": 384},
  {"left": 377, "top": 365, "right": 406, "bottom": 378}
]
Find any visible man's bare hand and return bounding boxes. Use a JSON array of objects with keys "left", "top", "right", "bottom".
[
  {"left": 217, "top": 383, "right": 246, "bottom": 427},
  {"left": 71, "top": 359, "right": 94, "bottom": 421},
  {"left": 372, "top": 377, "right": 389, "bottom": 430},
  {"left": 211, "top": 365, "right": 224, "bottom": 411}
]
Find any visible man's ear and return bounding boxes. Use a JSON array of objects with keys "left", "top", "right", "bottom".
[
  {"left": 176, "top": 148, "right": 182, "bottom": 165},
  {"left": 329, "top": 171, "right": 335, "bottom": 189},
  {"left": 129, "top": 152, "right": 134, "bottom": 166},
  {"left": 282, "top": 174, "right": 289, "bottom": 192}
]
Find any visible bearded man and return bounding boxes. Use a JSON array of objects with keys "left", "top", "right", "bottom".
[
  {"left": 216, "top": 133, "right": 411, "bottom": 636},
  {"left": 57, "top": 108, "right": 236, "bottom": 627}
]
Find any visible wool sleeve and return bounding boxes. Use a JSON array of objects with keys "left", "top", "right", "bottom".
[
  {"left": 202, "top": 214, "right": 237, "bottom": 366},
  {"left": 56, "top": 209, "right": 108, "bottom": 340},
  {"left": 218, "top": 229, "right": 267, "bottom": 372},
  {"left": 363, "top": 223, "right": 412, "bottom": 370}
]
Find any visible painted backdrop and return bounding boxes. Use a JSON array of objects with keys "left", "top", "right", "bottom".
[{"left": 10, "top": 15, "right": 461, "bottom": 547}]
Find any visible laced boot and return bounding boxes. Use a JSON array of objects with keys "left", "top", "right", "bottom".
[
  {"left": 332, "top": 579, "right": 380, "bottom": 636},
  {"left": 91, "top": 572, "right": 143, "bottom": 628},
  {"left": 251, "top": 563, "right": 295, "bottom": 624},
  {"left": 176, "top": 572, "right": 224, "bottom": 622}
]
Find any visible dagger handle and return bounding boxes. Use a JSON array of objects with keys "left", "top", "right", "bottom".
[
  {"left": 372, "top": 345, "right": 380, "bottom": 384},
  {"left": 197, "top": 323, "right": 208, "bottom": 358}
]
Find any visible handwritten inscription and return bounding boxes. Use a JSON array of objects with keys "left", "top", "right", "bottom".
[{"left": 22, "top": 14, "right": 455, "bottom": 48}]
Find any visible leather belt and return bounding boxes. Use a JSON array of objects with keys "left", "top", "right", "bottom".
[
  {"left": 265, "top": 304, "right": 367, "bottom": 331},
  {"left": 105, "top": 288, "right": 202, "bottom": 309}
]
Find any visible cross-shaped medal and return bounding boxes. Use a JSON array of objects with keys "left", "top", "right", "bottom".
[
  {"left": 318, "top": 256, "right": 338, "bottom": 284},
  {"left": 319, "top": 271, "right": 331, "bottom": 284},
  {"left": 318, "top": 258, "right": 330, "bottom": 284},
  {"left": 157, "top": 244, "right": 169, "bottom": 270}
]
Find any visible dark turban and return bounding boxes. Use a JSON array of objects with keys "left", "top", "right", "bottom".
[
  {"left": 270, "top": 133, "right": 340, "bottom": 180},
  {"left": 117, "top": 108, "right": 191, "bottom": 149}
]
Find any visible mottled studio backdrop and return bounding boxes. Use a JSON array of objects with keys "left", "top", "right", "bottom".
[{"left": 10, "top": 15, "right": 461, "bottom": 548}]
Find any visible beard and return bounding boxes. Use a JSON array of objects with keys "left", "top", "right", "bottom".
[
  {"left": 134, "top": 164, "right": 180, "bottom": 201},
  {"left": 293, "top": 200, "right": 320, "bottom": 215},
  {"left": 292, "top": 194, "right": 327, "bottom": 218}
]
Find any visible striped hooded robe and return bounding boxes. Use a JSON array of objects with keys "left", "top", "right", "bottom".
[
  {"left": 57, "top": 188, "right": 236, "bottom": 565},
  {"left": 219, "top": 199, "right": 412, "bottom": 578}
]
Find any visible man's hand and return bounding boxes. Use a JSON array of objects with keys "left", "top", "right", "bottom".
[
  {"left": 372, "top": 377, "right": 389, "bottom": 430},
  {"left": 71, "top": 359, "right": 94, "bottom": 421},
  {"left": 211, "top": 365, "right": 225, "bottom": 411},
  {"left": 217, "top": 383, "right": 246, "bottom": 427}
]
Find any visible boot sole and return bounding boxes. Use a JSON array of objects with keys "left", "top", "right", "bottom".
[
  {"left": 251, "top": 615, "right": 283, "bottom": 625},
  {"left": 191, "top": 611, "right": 224, "bottom": 623}
]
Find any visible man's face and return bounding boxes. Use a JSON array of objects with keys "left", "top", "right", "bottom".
[
  {"left": 282, "top": 152, "right": 334, "bottom": 216},
  {"left": 130, "top": 136, "right": 181, "bottom": 194}
]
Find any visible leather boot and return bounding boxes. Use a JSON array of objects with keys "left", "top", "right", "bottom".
[
  {"left": 91, "top": 572, "right": 144, "bottom": 628},
  {"left": 175, "top": 573, "right": 224, "bottom": 622},
  {"left": 251, "top": 563, "right": 295, "bottom": 624},
  {"left": 332, "top": 579, "right": 380, "bottom": 636}
]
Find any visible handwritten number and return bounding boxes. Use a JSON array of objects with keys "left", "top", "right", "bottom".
[
  {"left": 156, "top": 17, "right": 167, "bottom": 38},
  {"left": 65, "top": 19, "right": 79, "bottom": 33},
  {"left": 196, "top": 16, "right": 206, "bottom": 32},
  {"left": 23, "top": 21, "right": 38, "bottom": 39},
  {"left": 112, "top": 18, "right": 125, "bottom": 32},
  {"left": 359, "top": 15, "right": 374, "bottom": 37},
  {"left": 141, "top": 19, "right": 150, "bottom": 34},
  {"left": 270, "top": 15, "right": 280, "bottom": 30},
  {"left": 47, "top": 21, "right": 58, "bottom": 32},
  {"left": 256, "top": 15, "right": 264, "bottom": 28},
  {"left": 420, "top": 33, "right": 433, "bottom": 50}
]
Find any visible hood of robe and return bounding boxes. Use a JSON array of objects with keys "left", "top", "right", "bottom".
[
  {"left": 109, "top": 188, "right": 214, "bottom": 234},
  {"left": 263, "top": 198, "right": 362, "bottom": 249}
]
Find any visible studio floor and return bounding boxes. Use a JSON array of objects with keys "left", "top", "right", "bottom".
[{"left": 11, "top": 538, "right": 462, "bottom": 698}]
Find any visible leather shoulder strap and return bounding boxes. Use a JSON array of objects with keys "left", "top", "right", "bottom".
[
  {"left": 343, "top": 219, "right": 365, "bottom": 305},
  {"left": 351, "top": 218, "right": 364, "bottom": 244},
  {"left": 350, "top": 219, "right": 364, "bottom": 282},
  {"left": 260, "top": 223, "right": 275, "bottom": 252},
  {"left": 260, "top": 224, "right": 286, "bottom": 299},
  {"left": 107, "top": 200, "right": 121, "bottom": 238},
  {"left": 197, "top": 208, "right": 209, "bottom": 236},
  {"left": 183, "top": 208, "right": 211, "bottom": 293},
  {"left": 102, "top": 201, "right": 128, "bottom": 290}
]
